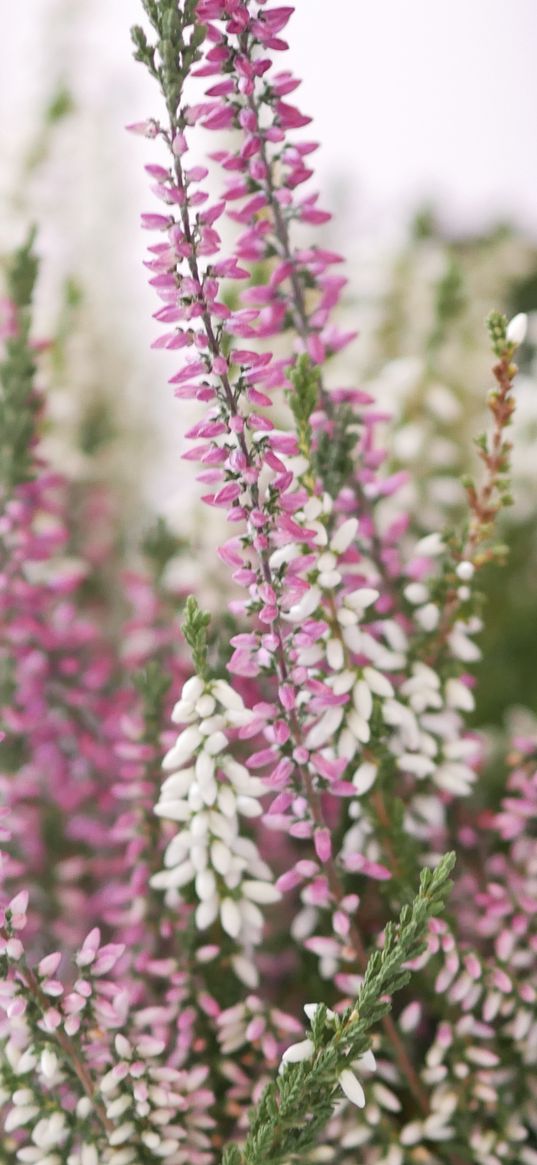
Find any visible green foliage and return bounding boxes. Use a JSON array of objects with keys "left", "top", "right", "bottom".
[
  {"left": 142, "top": 516, "right": 184, "bottom": 581},
  {"left": 287, "top": 355, "right": 320, "bottom": 461},
  {"left": 0, "top": 229, "right": 40, "bottom": 493},
  {"left": 287, "top": 356, "right": 362, "bottom": 498},
  {"left": 182, "top": 595, "right": 211, "bottom": 679},
  {"left": 134, "top": 660, "right": 172, "bottom": 735},
  {"left": 486, "top": 310, "right": 508, "bottom": 358},
  {"left": 78, "top": 400, "right": 117, "bottom": 455},
  {"left": 313, "top": 405, "right": 360, "bottom": 498},
  {"left": 5, "top": 229, "right": 38, "bottom": 308},
  {"left": 223, "top": 854, "right": 455, "bottom": 1165},
  {"left": 428, "top": 255, "right": 465, "bottom": 354},
  {"left": 132, "top": 1, "right": 206, "bottom": 118},
  {"left": 472, "top": 517, "right": 537, "bottom": 738},
  {"left": 45, "top": 85, "right": 75, "bottom": 125}
]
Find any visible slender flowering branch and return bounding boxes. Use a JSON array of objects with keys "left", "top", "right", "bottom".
[
  {"left": 222, "top": 854, "right": 455, "bottom": 1165},
  {"left": 423, "top": 310, "right": 522, "bottom": 668}
]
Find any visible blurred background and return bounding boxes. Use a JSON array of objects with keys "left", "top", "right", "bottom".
[{"left": 1, "top": 0, "right": 537, "bottom": 732}]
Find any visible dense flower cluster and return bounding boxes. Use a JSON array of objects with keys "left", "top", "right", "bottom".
[{"left": 0, "top": 3, "right": 536, "bottom": 1163}]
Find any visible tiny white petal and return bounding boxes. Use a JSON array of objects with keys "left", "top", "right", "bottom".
[
  {"left": 506, "top": 312, "right": 527, "bottom": 345},
  {"left": 357, "top": 1048, "right": 376, "bottom": 1072},
  {"left": 326, "top": 638, "right": 345, "bottom": 672},
  {"left": 154, "top": 798, "right": 190, "bottom": 822},
  {"left": 345, "top": 588, "right": 379, "bottom": 612},
  {"left": 150, "top": 860, "right": 194, "bottom": 890},
  {"left": 182, "top": 676, "right": 205, "bottom": 703},
  {"left": 242, "top": 880, "right": 281, "bottom": 904},
  {"left": 231, "top": 954, "right": 259, "bottom": 988},
  {"left": 415, "top": 532, "right": 444, "bottom": 557},
  {"left": 304, "top": 1003, "right": 337, "bottom": 1024},
  {"left": 286, "top": 586, "right": 321, "bottom": 623},
  {"left": 196, "top": 897, "right": 219, "bottom": 930},
  {"left": 196, "top": 694, "right": 216, "bottom": 717},
  {"left": 221, "top": 898, "right": 242, "bottom": 939},
  {"left": 416, "top": 603, "right": 439, "bottom": 631},
  {"left": 353, "top": 680, "right": 373, "bottom": 721},
  {"left": 456, "top": 560, "right": 475, "bottom": 582},
  {"left": 331, "top": 517, "right": 358, "bottom": 554},
  {"left": 162, "top": 727, "right": 201, "bottom": 770},
  {"left": 170, "top": 699, "right": 196, "bottom": 724},
  {"left": 445, "top": 677, "right": 475, "bottom": 712},
  {"left": 212, "top": 679, "right": 245, "bottom": 710},
  {"left": 352, "top": 762, "right": 377, "bottom": 795},
  {"left": 339, "top": 1068, "right": 366, "bottom": 1108},
  {"left": 205, "top": 731, "right": 228, "bottom": 756},
  {"left": 281, "top": 1038, "right": 315, "bottom": 1065},
  {"left": 211, "top": 840, "right": 232, "bottom": 876},
  {"left": 363, "top": 667, "right": 393, "bottom": 698}
]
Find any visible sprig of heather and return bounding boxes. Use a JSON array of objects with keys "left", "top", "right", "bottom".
[
  {"left": 222, "top": 853, "right": 455, "bottom": 1165},
  {"left": 0, "top": 231, "right": 40, "bottom": 495},
  {"left": 413, "top": 310, "right": 523, "bottom": 671}
]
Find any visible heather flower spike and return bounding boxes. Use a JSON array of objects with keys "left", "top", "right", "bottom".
[{"left": 0, "top": 3, "right": 534, "bottom": 1164}]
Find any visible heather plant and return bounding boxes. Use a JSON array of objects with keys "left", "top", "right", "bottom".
[{"left": 0, "top": 3, "right": 536, "bottom": 1164}]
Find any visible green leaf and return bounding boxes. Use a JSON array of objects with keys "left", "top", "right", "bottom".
[
  {"left": 486, "top": 310, "right": 508, "bottom": 357},
  {"left": 0, "top": 231, "right": 40, "bottom": 491},
  {"left": 182, "top": 595, "right": 211, "bottom": 678}
]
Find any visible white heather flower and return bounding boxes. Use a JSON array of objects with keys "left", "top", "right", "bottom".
[
  {"left": 353, "top": 680, "right": 373, "bottom": 721},
  {"left": 352, "top": 762, "right": 378, "bottom": 795},
  {"left": 506, "top": 312, "right": 528, "bottom": 346},
  {"left": 286, "top": 585, "right": 321, "bottom": 622},
  {"left": 456, "top": 560, "right": 475, "bottom": 582},
  {"left": 435, "top": 763, "right": 475, "bottom": 796},
  {"left": 401, "top": 663, "right": 441, "bottom": 714},
  {"left": 415, "top": 603, "right": 440, "bottom": 631},
  {"left": 397, "top": 753, "right": 435, "bottom": 779},
  {"left": 331, "top": 517, "right": 358, "bottom": 554},
  {"left": 316, "top": 550, "right": 341, "bottom": 590},
  {"left": 339, "top": 1067, "right": 366, "bottom": 1108},
  {"left": 212, "top": 679, "right": 244, "bottom": 710},
  {"left": 326, "top": 637, "right": 345, "bottom": 671},
  {"left": 363, "top": 666, "right": 394, "bottom": 698},
  {"left": 231, "top": 953, "right": 259, "bottom": 988},
  {"left": 404, "top": 581, "right": 429, "bottom": 605},
  {"left": 304, "top": 707, "right": 344, "bottom": 749},
  {"left": 356, "top": 1049, "right": 376, "bottom": 1072},
  {"left": 80, "top": 1146, "right": 99, "bottom": 1165},
  {"left": 344, "top": 587, "right": 379, "bottom": 613},
  {"left": 152, "top": 675, "right": 278, "bottom": 947},
  {"left": 5, "top": 1104, "right": 38, "bottom": 1132},
  {"left": 374, "top": 1081, "right": 402, "bottom": 1113},
  {"left": 415, "top": 532, "right": 445, "bottom": 557},
  {"left": 301, "top": 1005, "right": 338, "bottom": 1035},
  {"left": 448, "top": 622, "right": 481, "bottom": 663},
  {"left": 40, "top": 1049, "right": 59, "bottom": 1081},
  {"left": 445, "top": 677, "right": 475, "bottom": 713},
  {"left": 347, "top": 708, "right": 370, "bottom": 744},
  {"left": 281, "top": 1037, "right": 315, "bottom": 1065}
]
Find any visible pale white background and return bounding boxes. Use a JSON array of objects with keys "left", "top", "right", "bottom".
[{"left": 2, "top": 0, "right": 536, "bottom": 233}]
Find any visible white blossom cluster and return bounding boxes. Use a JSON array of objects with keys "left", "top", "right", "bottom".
[{"left": 151, "top": 676, "right": 280, "bottom": 956}]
